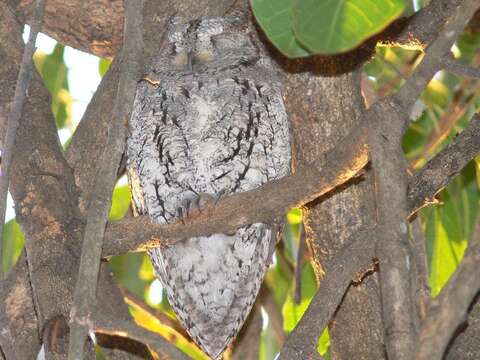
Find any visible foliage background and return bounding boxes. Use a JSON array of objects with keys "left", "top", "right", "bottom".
[{"left": 1, "top": 0, "right": 479, "bottom": 358}]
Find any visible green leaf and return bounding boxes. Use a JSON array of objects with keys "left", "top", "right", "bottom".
[
  {"left": 33, "top": 43, "right": 72, "bottom": 129},
  {"left": 110, "top": 252, "right": 148, "bottom": 298},
  {"left": 109, "top": 185, "right": 131, "bottom": 221},
  {"left": 2, "top": 219, "right": 25, "bottom": 277},
  {"left": 283, "top": 210, "right": 303, "bottom": 263},
  {"left": 455, "top": 28, "right": 480, "bottom": 62},
  {"left": 421, "top": 162, "right": 479, "bottom": 297},
  {"left": 260, "top": 319, "right": 281, "bottom": 360},
  {"left": 293, "top": 0, "right": 406, "bottom": 54},
  {"left": 287, "top": 208, "right": 303, "bottom": 225},
  {"left": 265, "top": 254, "right": 291, "bottom": 307},
  {"left": 251, "top": 0, "right": 311, "bottom": 58},
  {"left": 475, "top": 155, "right": 480, "bottom": 189},
  {"left": 317, "top": 328, "right": 331, "bottom": 358},
  {"left": 282, "top": 263, "right": 317, "bottom": 332},
  {"left": 99, "top": 58, "right": 112, "bottom": 77}
]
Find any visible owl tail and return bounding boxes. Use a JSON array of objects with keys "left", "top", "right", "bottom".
[{"left": 148, "top": 224, "right": 272, "bottom": 359}]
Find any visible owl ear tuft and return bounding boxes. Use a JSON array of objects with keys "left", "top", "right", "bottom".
[
  {"left": 167, "top": 13, "right": 186, "bottom": 26},
  {"left": 166, "top": 13, "right": 190, "bottom": 36}
]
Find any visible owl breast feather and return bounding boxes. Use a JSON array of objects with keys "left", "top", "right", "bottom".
[{"left": 127, "top": 67, "right": 290, "bottom": 359}]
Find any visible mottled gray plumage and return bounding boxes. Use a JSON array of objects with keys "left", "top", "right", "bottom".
[{"left": 126, "top": 13, "right": 291, "bottom": 359}]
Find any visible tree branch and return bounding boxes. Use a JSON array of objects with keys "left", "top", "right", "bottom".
[
  {"left": 103, "top": 124, "right": 368, "bottom": 255},
  {"left": 278, "top": 229, "right": 376, "bottom": 359},
  {"left": 65, "top": 57, "right": 121, "bottom": 212},
  {"left": 368, "top": 101, "right": 417, "bottom": 360},
  {"left": 407, "top": 113, "right": 480, "bottom": 212},
  {"left": 120, "top": 286, "right": 190, "bottom": 340},
  {"left": 415, "top": 217, "right": 480, "bottom": 360},
  {"left": 11, "top": 0, "right": 468, "bottom": 59},
  {"left": 381, "top": 0, "right": 463, "bottom": 49},
  {"left": 441, "top": 54, "right": 480, "bottom": 79},
  {"left": 445, "top": 294, "right": 480, "bottom": 359},
  {"left": 367, "top": 3, "right": 479, "bottom": 358},
  {"left": 232, "top": 303, "right": 263, "bottom": 360},
  {"left": 92, "top": 307, "right": 191, "bottom": 360},
  {"left": 0, "top": 0, "right": 45, "bottom": 279},
  {"left": 259, "top": 285, "right": 286, "bottom": 345},
  {"left": 395, "top": 0, "right": 480, "bottom": 112},
  {"left": 10, "top": 0, "right": 240, "bottom": 58},
  {"left": 0, "top": 3, "right": 84, "bottom": 357},
  {"left": 410, "top": 217, "right": 431, "bottom": 322},
  {"left": 68, "top": 1, "right": 143, "bottom": 358},
  {"left": 0, "top": 252, "right": 41, "bottom": 359}
]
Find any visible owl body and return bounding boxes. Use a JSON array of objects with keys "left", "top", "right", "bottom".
[{"left": 127, "top": 14, "right": 291, "bottom": 359}]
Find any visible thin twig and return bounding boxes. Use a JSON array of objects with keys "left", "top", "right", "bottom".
[
  {"left": 410, "top": 217, "right": 431, "bottom": 322},
  {"left": 382, "top": 0, "right": 463, "bottom": 49},
  {"left": 408, "top": 113, "right": 480, "bottom": 212},
  {"left": 67, "top": 1, "right": 143, "bottom": 358},
  {"left": 409, "top": 78, "right": 480, "bottom": 170},
  {"left": 442, "top": 54, "right": 480, "bottom": 79},
  {"left": 119, "top": 286, "right": 190, "bottom": 340},
  {"left": 0, "top": 0, "right": 46, "bottom": 279},
  {"left": 92, "top": 307, "right": 190, "bottom": 360},
  {"left": 395, "top": 0, "right": 480, "bottom": 113},
  {"left": 293, "top": 224, "right": 305, "bottom": 305},
  {"left": 259, "top": 285, "right": 286, "bottom": 345},
  {"left": 415, "top": 217, "right": 480, "bottom": 360}
]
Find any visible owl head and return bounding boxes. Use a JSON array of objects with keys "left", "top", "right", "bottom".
[{"left": 153, "top": 12, "right": 259, "bottom": 73}]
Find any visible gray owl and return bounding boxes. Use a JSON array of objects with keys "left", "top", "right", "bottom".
[{"left": 126, "top": 13, "right": 291, "bottom": 359}]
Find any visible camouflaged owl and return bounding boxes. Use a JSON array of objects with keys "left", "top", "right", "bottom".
[{"left": 126, "top": 12, "right": 291, "bottom": 359}]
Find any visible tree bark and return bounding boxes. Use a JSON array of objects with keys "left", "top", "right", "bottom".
[{"left": 277, "top": 52, "right": 385, "bottom": 359}]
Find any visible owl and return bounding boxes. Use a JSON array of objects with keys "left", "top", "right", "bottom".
[{"left": 126, "top": 13, "right": 291, "bottom": 359}]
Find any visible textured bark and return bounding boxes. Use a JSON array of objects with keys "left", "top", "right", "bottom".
[
  {"left": 446, "top": 296, "right": 480, "bottom": 360},
  {"left": 277, "top": 52, "right": 385, "bottom": 359},
  {"left": 0, "top": 253, "right": 40, "bottom": 360},
  {"left": 232, "top": 303, "right": 263, "bottom": 360},
  {"left": 0, "top": 0, "right": 82, "bottom": 346},
  {"left": 8, "top": 0, "right": 241, "bottom": 59}
]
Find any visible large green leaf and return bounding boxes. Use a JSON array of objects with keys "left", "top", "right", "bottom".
[
  {"left": 252, "top": 0, "right": 405, "bottom": 57},
  {"left": 421, "top": 163, "right": 479, "bottom": 297},
  {"left": 2, "top": 219, "right": 25, "bottom": 277},
  {"left": 251, "top": 0, "right": 311, "bottom": 58},
  {"left": 110, "top": 252, "right": 147, "bottom": 298},
  {"left": 33, "top": 43, "right": 72, "bottom": 129},
  {"left": 293, "top": 0, "right": 406, "bottom": 54}
]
